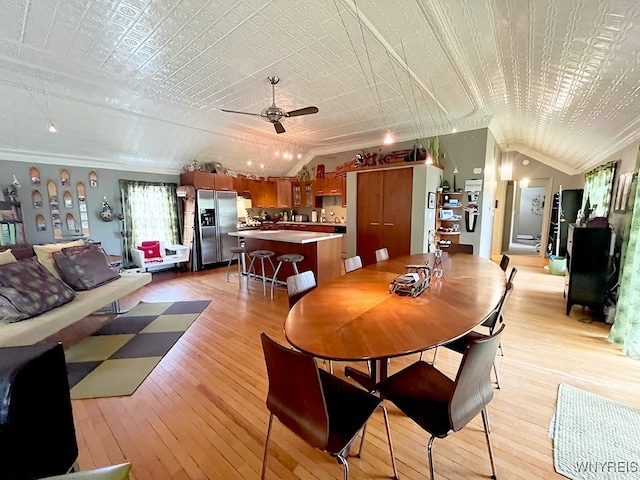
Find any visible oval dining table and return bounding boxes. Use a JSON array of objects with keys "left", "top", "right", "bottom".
[{"left": 284, "top": 252, "right": 506, "bottom": 388}]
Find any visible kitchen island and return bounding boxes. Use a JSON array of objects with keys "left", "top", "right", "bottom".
[{"left": 229, "top": 230, "right": 343, "bottom": 285}]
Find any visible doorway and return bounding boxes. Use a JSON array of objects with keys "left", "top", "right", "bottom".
[{"left": 502, "top": 179, "right": 551, "bottom": 256}]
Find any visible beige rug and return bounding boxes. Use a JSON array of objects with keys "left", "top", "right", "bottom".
[
  {"left": 549, "top": 383, "right": 640, "bottom": 479},
  {"left": 65, "top": 300, "right": 209, "bottom": 399}
]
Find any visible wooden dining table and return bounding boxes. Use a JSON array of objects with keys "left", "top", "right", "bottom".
[{"left": 284, "top": 252, "right": 506, "bottom": 388}]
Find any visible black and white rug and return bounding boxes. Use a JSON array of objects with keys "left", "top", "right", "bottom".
[{"left": 65, "top": 300, "right": 210, "bottom": 399}]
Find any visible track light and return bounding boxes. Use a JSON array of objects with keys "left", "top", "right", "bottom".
[{"left": 47, "top": 123, "right": 57, "bottom": 133}]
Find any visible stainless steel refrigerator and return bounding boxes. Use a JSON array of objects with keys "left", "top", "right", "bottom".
[{"left": 195, "top": 190, "right": 238, "bottom": 270}]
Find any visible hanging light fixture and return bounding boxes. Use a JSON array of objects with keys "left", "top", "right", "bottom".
[{"left": 17, "top": 76, "right": 58, "bottom": 133}]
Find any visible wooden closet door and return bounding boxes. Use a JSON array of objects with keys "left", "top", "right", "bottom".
[
  {"left": 382, "top": 168, "right": 413, "bottom": 259},
  {"left": 357, "top": 171, "right": 384, "bottom": 266}
]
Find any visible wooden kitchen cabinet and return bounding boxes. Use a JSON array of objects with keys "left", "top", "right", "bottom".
[
  {"left": 276, "top": 180, "right": 292, "bottom": 207},
  {"left": 180, "top": 171, "right": 215, "bottom": 189},
  {"left": 213, "top": 174, "right": 234, "bottom": 191},
  {"left": 261, "top": 180, "right": 277, "bottom": 207},
  {"left": 356, "top": 168, "right": 413, "bottom": 266}
]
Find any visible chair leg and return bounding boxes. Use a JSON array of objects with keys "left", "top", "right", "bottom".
[
  {"left": 381, "top": 404, "right": 399, "bottom": 480},
  {"left": 431, "top": 346, "right": 440, "bottom": 366},
  {"left": 481, "top": 409, "right": 498, "bottom": 480},
  {"left": 260, "top": 414, "right": 274, "bottom": 480},
  {"left": 355, "top": 424, "right": 367, "bottom": 458},
  {"left": 226, "top": 254, "right": 234, "bottom": 282},
  {"left": 260, "top": 258, "right": 267, "bottom": 295},
  {"left": 498, "top": 340, "right": 504, "bottom": 357},
  {"left": 270, "top": 261, "right": 283, "bottom": 300},
  {"left": 336, "top": 454, "right": 349, "bottom": 480},
  {"left": 426, "top": 434, "right": 436, "bottom": 480},
  {"left": 493, "top": 358, "right": 501, "bottom": 390}
]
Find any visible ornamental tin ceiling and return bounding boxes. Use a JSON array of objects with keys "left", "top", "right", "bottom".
[{"left": 0, "top": 0, "right": 639, "bottom": 176}]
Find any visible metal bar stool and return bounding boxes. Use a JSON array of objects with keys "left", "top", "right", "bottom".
[
  {"left": 247, "top": 250, "right": 276, "bottom": 296},
  {"left": 270, "top": 254, "right": 304, "bottom": 299},
  {"left": 226, "top": 246, "right": 248, "bottom": 287}
]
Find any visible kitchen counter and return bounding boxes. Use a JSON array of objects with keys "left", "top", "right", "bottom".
[
  {"left": 229, "top": 230, "right": 342, "bottom": 244},
  {"left": 229, "top": 230, "right": 342, "bottom": 286}
]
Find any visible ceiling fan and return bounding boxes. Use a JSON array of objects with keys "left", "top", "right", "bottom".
[{"left": 221, "top": 76, "right": 318, "bottom": 134}]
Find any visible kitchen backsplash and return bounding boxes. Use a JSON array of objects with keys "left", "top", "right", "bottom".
[{"left": 247, "top": 206, "right": 346, "bottom": 223}]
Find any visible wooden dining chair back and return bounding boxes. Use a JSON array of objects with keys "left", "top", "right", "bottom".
[
  {"left": 375, "top": 325, "right": 505, "bottom": 480},
  {"left": 286, "top": 271, "right": 317, "bottom": 309},
  {"left": 499, "top": 254, "right": 510, "bottom": 272},
  {"left": 446, "top": 243, "right": 474, "bottom": 254},
  {"left": 260, "top": 333, "right": 398, "bottom": 480},
  {"left": 375, "top": 248, "right": 389, "bottom": 262},
  {"left": 344, "top": 255, "right": 363, "bottom": 273}
]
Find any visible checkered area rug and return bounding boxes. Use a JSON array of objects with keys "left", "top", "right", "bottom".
[
  {"left": 65, "top": 300, "right": 210, "bottom": 399},
  {"left": 549, "top": 383, "right": 640, "bottom": 479}
]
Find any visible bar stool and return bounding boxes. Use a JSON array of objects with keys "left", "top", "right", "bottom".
[
  {"left": 270, "top": 254, "right": 304, "bottom": 299},
  {"left": 248, "top": 250, "right": 276, "bottom": 296},
  {"left": 226, "top": 246, "right": 248, "bottom": 287}
]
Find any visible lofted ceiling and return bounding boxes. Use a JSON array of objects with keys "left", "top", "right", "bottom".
[{"left": 1, "top": 0, "right": 640, "bottom": 177}]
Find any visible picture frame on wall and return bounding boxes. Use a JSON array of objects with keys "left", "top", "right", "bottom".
[{"left": 428, "top": 191, "right": 436, "bottom": 209}]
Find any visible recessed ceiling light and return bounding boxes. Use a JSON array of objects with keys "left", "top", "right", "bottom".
[
  {"left": 383, "top": 131, "right": 394, "bottom": 145},
  {"left": 451, "top": 127, "right": 457, "bottom": 133},
  {"left": 260, "top": 164, "right": 264, "bottom": 169},
  {"left": 297, "top": 154, "right": 302, "bottom": 159},
  {"left": 247, "top": 161, "right": 252, "bottom": 166},
  {"left": 274, "top": 151, "right": 279, "bottom": 156},
  {"left": 522, "top": 159, "right": 530, "bottom": 165},
  {"left": 47, "top": 123, "right": 57, "bottom": 133}
]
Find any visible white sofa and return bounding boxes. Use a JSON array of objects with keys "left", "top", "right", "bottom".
[
  {"left": 0, "top": 271, "right": 152, "bottom": 347},
  {"left": 131, "top": 242, "right": 190, "bottom": 272}
]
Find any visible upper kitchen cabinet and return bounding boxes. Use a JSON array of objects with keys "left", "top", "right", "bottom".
[
  {"left": 276, "top": 179, "right": 292, "bottom": 208},
  {"left": 180, "top": 171, "right": 215, "bottom": 190},
  {"left": 356, "top": 168, "right": 413, "bottom": 266},
  {"left": 314, "top": 177, "right": 343, "bottom": 196},
  {"left": 261, "top": 180, "right": 277, "bottom": 208},
  {"left": 180, "top": 171, "right": 236, "bottom": 192}
]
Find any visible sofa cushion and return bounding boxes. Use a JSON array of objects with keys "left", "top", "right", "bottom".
[
  {"left": 0, "top": 244, "right": 35, "bottom": 261},
  {"left": 53, "top": 243, "right": 120, "bottom": 291},
  {"left": 0, "top": 249, "right": 17, "bottom": 265},
  {"left": 0, "top": 257, "right": 76, "bottom": 321},
  {"left": 33, "top": 240, "right": 85, "bottom": 279}
]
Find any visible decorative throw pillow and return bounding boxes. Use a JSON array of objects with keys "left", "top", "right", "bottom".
[
  {"left": 138, "top": 241, "right": 161, "bottom": 259},
  {"left": 0, "top": 257, "right": 76, "bottom": 320},
  {"left": 0, "top": 291, "right": 28, "bottom": 323},
  {"left": 0, "top": 249, "right": 17, "bottom": 265},
  {"left": 33, "top": 240, "right": 85, "bottom": 279},
  {"left": 53, "top": 243, "right": 120, "bottom": 291}
]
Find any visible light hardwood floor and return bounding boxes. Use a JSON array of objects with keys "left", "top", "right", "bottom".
[{"left": 67, "top": 257, "right": 640, "bottom": 479}]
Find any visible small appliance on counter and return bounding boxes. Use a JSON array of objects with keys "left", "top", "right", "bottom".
[{"left": 311, "top": 211, "right": 318, "bottom": 222}]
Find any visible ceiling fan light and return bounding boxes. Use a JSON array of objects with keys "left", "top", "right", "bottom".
[
  {"left": 47, "top": 123, "right": 57, "bottom": 133},
  {"left": 383, "top": 131, "right": 394, "bottom": 145}
]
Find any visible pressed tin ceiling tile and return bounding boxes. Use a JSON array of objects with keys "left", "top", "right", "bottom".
[{"left": 1, "top": 0, "right": 640, "bottom": 175}]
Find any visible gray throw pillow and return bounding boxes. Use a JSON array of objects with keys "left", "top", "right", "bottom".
[
  {"left": 53, "top": 243, "right": 120, "bottom": 291},
  {"left": 0, "top": 257, "right": 76, "bottom": 320}
]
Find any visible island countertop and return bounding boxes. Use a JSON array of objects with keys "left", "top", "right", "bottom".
[{"left": 229, "top": 230, "right": 343, "bottom": 244}]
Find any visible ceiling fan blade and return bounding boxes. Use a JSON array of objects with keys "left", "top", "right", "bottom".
[
  {"left": 285, "top": 106, "right": 319, "bottom": 118},
  {"left": 274, "top": 121, "right": 285, "bottom": 134},
  {"left": 220, "top": 108, "right": 263, "bottom": 118}
]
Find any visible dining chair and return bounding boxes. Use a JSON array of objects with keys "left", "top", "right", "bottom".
[
  {"left": 374, "top": 325, "right": 505, "bottom": 480},
  {"left": 344, "top": 255, "right": 363, "bottom": 273},
  {"left": 286, "top": 270, "right": 333, "bottom": 373},
  {"left": 436, "top": 281, "right": 514, "bottom": 389},
  {"left": 375, "top": 248, "right": 389, "bottom": 262},
  {"left": 260, "top": 333, "right": 398, "bottom": 480},
  {"left": 499, "top": 254, "right": 510, "bottom": 272},
  {"left": 286, "top": 270, "right": 317, "bottom": 309},
  {"left": 446, "top": 243, "right": 474, "bottom": 254}
]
